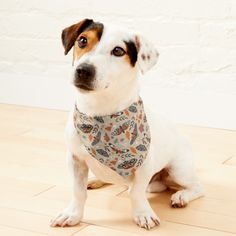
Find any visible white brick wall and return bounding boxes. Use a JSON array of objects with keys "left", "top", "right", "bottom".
[{"left": 0, "top": 0, "right": 236, "bottom": 129}]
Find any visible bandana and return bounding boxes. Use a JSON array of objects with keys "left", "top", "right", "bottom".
[{"left": 73, "top": 99, "right": 151, "bottom": 178}]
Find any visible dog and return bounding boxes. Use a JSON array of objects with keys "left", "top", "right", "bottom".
[{"left": 50, "top": 18, "right": 204, "bottom": 230}]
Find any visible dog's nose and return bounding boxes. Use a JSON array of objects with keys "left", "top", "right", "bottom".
[{"left": 75, "top": 63, "right": 95, "bottom": 81}]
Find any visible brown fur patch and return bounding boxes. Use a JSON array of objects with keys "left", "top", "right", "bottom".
[
  {"left": 135, "top": 35, "right": 141, "bottom": 51},
  {"left": 62, "top": 19, "right": 93, "bottom": 55},
  {"left": 124, "top": 53, "right": 131, "bottom": 65},
  {"left": 73, "top": 29, "right": 100, "bottom": 60},
  {"left": 61, "top": 19, "right": 103, "bottom": 57},
  {"left": 124, "top": 40, "right": 138, "bottom": 67}
]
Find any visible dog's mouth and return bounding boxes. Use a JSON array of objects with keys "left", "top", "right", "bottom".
[{"left": 74, "top": 83, "right": 94, "bottom": 91}]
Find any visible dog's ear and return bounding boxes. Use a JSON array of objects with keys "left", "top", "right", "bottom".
[
  {"left": 134, "top": 35, "right": 159, "bottom": 74},
  {"left": 61, "top": 19, "right": 94, "bottom": 55}
]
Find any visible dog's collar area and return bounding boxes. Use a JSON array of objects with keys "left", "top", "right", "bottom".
[
  {"left": 73, "top": 98, "right": 151, "bottom": 178},
  {"left": 75, "top": 98, "right": 143, "bottom": 118}
]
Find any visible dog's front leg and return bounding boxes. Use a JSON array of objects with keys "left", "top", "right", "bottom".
[
  {"left": 129, "top": 162, "right": 160, "bottom": 230},
  {"left": 51, "top": 151, "right": 88, "bottom": 227}
]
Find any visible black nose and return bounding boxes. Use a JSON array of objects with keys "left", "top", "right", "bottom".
[{"left": 75, "top": 63, "right": 95, "bottom": 81}]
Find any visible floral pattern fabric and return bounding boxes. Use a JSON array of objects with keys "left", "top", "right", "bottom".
[{"left": 73, "top": 99, "right": 151, "bottom": 178}]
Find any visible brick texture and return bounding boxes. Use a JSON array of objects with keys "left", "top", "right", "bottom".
[{"left": 0, "top": 0, "right": 236, "bottom": 95}]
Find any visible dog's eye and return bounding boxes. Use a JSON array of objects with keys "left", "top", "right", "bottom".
[
  {"left": 111, "top": 47, "right": 126, "bottom": 57},
  {"left": 77, "top": 36, "right": 87, "bottom": 48}
]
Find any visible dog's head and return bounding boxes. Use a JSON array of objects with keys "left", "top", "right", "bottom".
[{"left": 62, "top": 19, "right": 159, "bottom": 93}]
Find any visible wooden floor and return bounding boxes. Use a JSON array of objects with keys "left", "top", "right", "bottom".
[{"left": 0, "top": 104, "right": 236, "bottom": 236}]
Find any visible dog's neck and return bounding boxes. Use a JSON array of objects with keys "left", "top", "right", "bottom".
[{"left": 75, "top": 78, "right": 139, "bottom": 117}]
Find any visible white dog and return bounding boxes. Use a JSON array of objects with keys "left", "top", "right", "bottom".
[{"left": 51, "top": 19, "right": 203, "bottom": 230}]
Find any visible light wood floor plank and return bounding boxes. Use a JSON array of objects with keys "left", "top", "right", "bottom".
[
  {"left": 179, "top": 125, "right": 236, "bottom": 165},
  {"left": 73, "top": 224, "right": 236, "bottom": 236},
  {"left": 0, "top": 176, "right": 54, "bottom": 197},
  {"left": 0, "top": 225, "right": 47, "bottom": 236},
  {"left": 224, "top": 156, "right": 236, "bottom": 166},
  {"left": 0, "top": 207, "right": 86, "bottom": 236},
  {"left": 0, "top": 104, "right": 236, "bottom": 235},
  {"left": 82, "top": 205, "right": 236, "bottom": 235}
]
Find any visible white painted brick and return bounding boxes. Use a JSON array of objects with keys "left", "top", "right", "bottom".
[
  {"left": 0, "top": 38, "right": 67, "bottom": 63},
  {"left": 43, "top": 63, "right": 71, "bottom": 78},
  {"left": 89, "top": 0, "right": 229, "bottom": 19},
  {"left": 200, "top": 22, "right": 236, "bottom": 48},
  {"left": 193, "top": 47, "right": 233, "bottom": 73},
  {"left": 154, "top": 0, "right": 230, "bottom": 19},
  {"left": 11, "top": 61, "right": 45, "bottom": 76},
  {"left": 157, "top": 46, "right": 200, "bottom": 74},
  {"left": 0, "top": 0, "right": 236, "bottom": 109},
  {"left": 193, "top": 74, "right": 236, "bottom": 95},
  {"left": 0, "top": 0, "right": 19, "bottom": 11},
  {"left": 134, "top": 20, "right": 200, "bottom": 46},
  {"left": 0, "top": 0, "right": 92, "bottom": 15},
  {"left": 1, "top": 14, "right": 61, "bottom": 39},
  {"left": 89, "top": 1, "right": 162, "bottom": 18},
  {"left": 229, "top": 0, "right": 236, "bottom": 18},
  {"left": 0, "top": 61, "right": 13, "bottom": 73}
]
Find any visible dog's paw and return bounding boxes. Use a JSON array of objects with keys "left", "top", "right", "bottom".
[
  {"left": 133, "top": 210, "right": 160, "bottom": 230},
  {"left": 171, "top": 190, "right": 189, "bottom": 208},
  {"left": 50, "top": 208, "right": 82, "bottom": 227},
  {"left": 87, "top": 179, "right": 106, "bottom": 189}
]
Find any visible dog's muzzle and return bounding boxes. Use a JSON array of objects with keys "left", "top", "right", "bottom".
[{"left": 74, "top": 63, "right": 96, "bottom": 91}]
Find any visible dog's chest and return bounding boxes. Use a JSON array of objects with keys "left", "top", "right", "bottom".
[{"left": 73, "top": 99, "right": 151, "bottom": 178}]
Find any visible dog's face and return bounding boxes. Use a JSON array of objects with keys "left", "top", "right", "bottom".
[{"left": 62, "top": 19, "right": 159, "bottom": 93}]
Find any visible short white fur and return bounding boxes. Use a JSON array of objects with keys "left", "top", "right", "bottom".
[{"left": 51, "top": 22, "right": 204, "bottom": 230}]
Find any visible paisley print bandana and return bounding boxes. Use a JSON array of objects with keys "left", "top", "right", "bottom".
[{"left": 73, "top": 99, "right": 151, "bottom": 178}]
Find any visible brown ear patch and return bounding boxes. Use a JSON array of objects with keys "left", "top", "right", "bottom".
[
  {"left": 62, "top": 19, "right": 94, "bottom": 55},
  {"left": 61, "top": 19, "right": 103, "bottom": 56},
  {"left": 124, "top": 40, "right": 138, "bottom": 67},
  {"left": 73, "top": 22, "right": 104, "bottom": 61},
  {"left": 73, "top": 30, "right": 100, "bottom": 60},
  {"left": 134, "top": 36, "right": 141, "bottom": 51}
]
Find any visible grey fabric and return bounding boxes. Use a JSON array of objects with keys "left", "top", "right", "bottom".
[{"left": 73, "top": 99, "right": 151, "bottom": 178}]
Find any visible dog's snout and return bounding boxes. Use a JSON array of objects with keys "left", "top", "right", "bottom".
[
  {"left": 74, "top": 63, "right": 96, "bottom": 91},
  {"left": 75, "top": 63, "right": 95, "bottom": 81}
]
